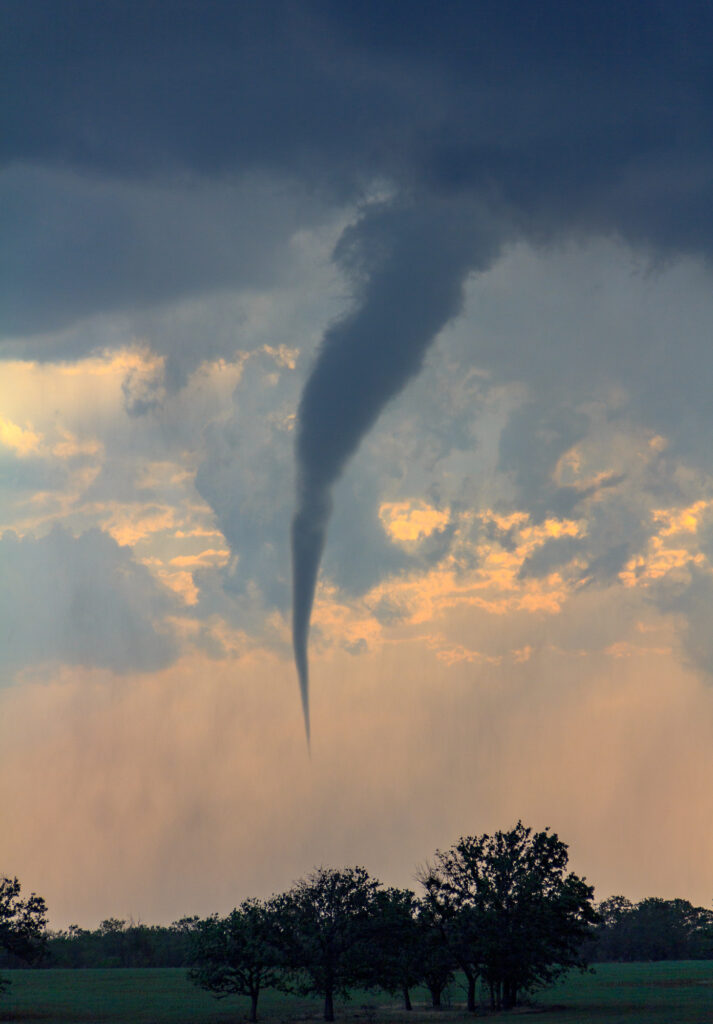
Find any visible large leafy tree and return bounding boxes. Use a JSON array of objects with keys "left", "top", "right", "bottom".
[
  {"left": 421, "top": 822, "right": 597, "bottom": 1011},
  {"left": 188, "top": 899, "right": 281, "bottom": 1021},
  {"left": 275, "top": 866, "right": 380, "bottom": 1021},
  {"left": 0, "top": 877, "right": 47, "bottom": 994}
]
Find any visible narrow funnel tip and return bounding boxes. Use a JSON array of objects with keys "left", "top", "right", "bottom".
[
  {"left": 300, "top": 685, "right": 311, "bottom": 752},
  {"left": 295, "top": 647, "right": 311, "bottom": 752}
]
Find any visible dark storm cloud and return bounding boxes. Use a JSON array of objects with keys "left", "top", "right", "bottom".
[
  {"left": 5, "top": 4, "right": 713, "bottom": 216},
  {"left": 4, "top": 1, "right": 713, "bottom": 347},
  {"left": 1, "top": 0, "right": 418, "bottom": 185},
  {"left": 0, "top": 164, "right": 325, "bottom": 344},
  {"left": 0, "top": 526, "right": 178, "bottom": 677}
]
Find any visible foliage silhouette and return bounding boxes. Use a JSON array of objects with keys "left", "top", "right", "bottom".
[
  {"left": 188, "top": 899, "right": 281, "bottom": 1021},
  {"left": 274, "top": 866, "right": 380, "bottom": 1022},
  {"left": 0, "top": 876, "right": 47, "bottom": 994},
  {"left": 420, "top": 821, "right": 597, "bottom": 1011}
]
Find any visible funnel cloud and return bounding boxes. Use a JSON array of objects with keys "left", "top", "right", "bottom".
[{"left": 291, "top": 200, "right": 502, "bottom": 737}]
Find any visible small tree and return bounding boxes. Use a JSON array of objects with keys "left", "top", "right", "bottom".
[
  {"left": 421, "top": 822, "right": 597, "bottom": 1011},
  {"left": 276, "top": 866, "right": 380, "bottom": 1022},
  {"left": 188, "top": 899, "right": 280, "bottom": 1022},
  {"left": 0, "top": 877, "right": 47, "bottom": 994}
]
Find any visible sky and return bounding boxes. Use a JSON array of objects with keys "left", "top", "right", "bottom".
[{"left": 2, "top": 0, "right": 713, "bottom": 929}]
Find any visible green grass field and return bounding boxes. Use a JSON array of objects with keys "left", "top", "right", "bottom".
[{"left": 1, "top": 962, "right": 712, "bottom": 1024}]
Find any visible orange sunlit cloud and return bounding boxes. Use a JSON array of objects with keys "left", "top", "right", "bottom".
[
  {"left": 0, "top": 415, "right": 43, "bottom": 456},
  {"left": 620, "top": 498, "right": 713, "bottom": 588},
  {"left": 379, "top": 499, "right": 450, "bottom": 542}
]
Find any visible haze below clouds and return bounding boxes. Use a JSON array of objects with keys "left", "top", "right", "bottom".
[{"left": 2, "top": 1, "right": 713, "bottom": 925}]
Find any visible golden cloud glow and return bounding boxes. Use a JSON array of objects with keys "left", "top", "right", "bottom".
[
  {"left": 379, "top": 500, "right": 450, "bottom": 542},
  {"left": 174, "top": 527, "right": 225, "bottom": 539},
  {"left": 605, "top": 641, "right": 673, "bottom": 659},
  {"left": 310, "top": 509, "right": 589, "bottom": 663},
  {"left": 0, "top": 415, "right": 103, "bottom": 467},
  {"left": 156, "top": 569, "right": 200, "bottom": 606},
  {"left": 620, "top": 498, "right": 713, "bottom": 588},
  {"left": 0, "top": 416, "right": 43, "bottom": 456},
  {"left": 62, "top": 348, "right": 162, "bottom": 377},
  {"left": 311, "top": 582, "right": 384, "bottom": 652},
  {"left": 169, "top": 548, "right": 231, "bottom": 569},
  {"left": 652, "top": 499, "right": 713, "bottom": 536},
  {"left": 422, "top": 635, "right": 502, "bottom": 666},
  {"left": 262, "top": 344, "right": 299, "bottom": 369},
  {"left": 135, "top": 461, "right": 194, "bottom": 490},
  {"left": 103, "top": 506, "right": 178, "bottom": 547},
  {"left": 51, "top": 430, "right": 103, "bottom": 459}
]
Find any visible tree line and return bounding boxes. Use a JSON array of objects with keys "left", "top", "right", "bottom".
[
  {"left": 586, "top": 895, "right": 713, "bottom": 962},
  {"left": 2, "top": 822, "right": 712, "bottom": 1019}
]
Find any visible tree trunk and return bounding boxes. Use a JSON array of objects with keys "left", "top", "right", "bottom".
[
  {"left": 466, "top": 973, "right": 476, "bottom": 1013},
  {"left": 402, "top": 985, "right": 412, "bottom": 1011},
  {"left": 430, "top": 985, "right": 441, "bottom": 1009},
  {"left": 324, "top": 987, "right": 335, "bottom": 1022},
  {"left": 503, "top": 978, "right": 517, "bottom": 1010},
  {"left": 249, "top": 990, "right": 259, "bottom": 1023}
]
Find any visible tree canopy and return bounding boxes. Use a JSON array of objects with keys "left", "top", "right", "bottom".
[
  {"left": 0, "top": 877, "right": 47, "bottom": 994},
  {"left": 421, "top": 821, "right": 598, "bottom": 1010},
  {"left": 591, "top": 895, "right": 713, "bottom": 962},
  {"left": 275, "top": 866, "right": 381, "bottom": 1021},
  {"left": 188, "top": 898, "right": 281, "bottom": 1021},
  {"left": 359, "top": 887, "right": 423, "bottom": 1010}
]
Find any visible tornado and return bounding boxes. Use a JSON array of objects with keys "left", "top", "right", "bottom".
[{"left": 291, "top": 198, "right": 502, "bottom": 741}]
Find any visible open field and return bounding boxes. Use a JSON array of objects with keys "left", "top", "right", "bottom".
[{"left": 1, "top": 962, "right": 713, "bottom": 1024}]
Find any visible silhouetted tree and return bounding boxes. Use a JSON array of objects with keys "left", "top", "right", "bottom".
[
  {"left": 188, "top": 899, "right": 281, "bottom": 1021},
  {"left": 275, "top": 866, "right": 380, "bottom": 1021},
  {"left": 421, "top": 822, "right": 597, "bottom": 1011},
  {"left": 629, "top": 898, "right": 712, "bottom": 961},
  {"left": 590, "top": 896, "right": 713, "bottom": 962},
  {"left": 0, "top": 877, "right": 47, "bottom": 993},
  {"left": 97, "top": 918, "right": 129, "bottom": 967},
  {"left": 360, "top": 887, "right": 422, "bottom": 1010},
  {"left": 414, "top": 898, "right": 456, "bottom": 1008},
  {"left": 419, "top": 865, "right": 482, "bottom": 1011},
  {"left": 47, "top": 916, "right": 201, "bottom": 968},
  {"left": 167, "top": 916, "right": 201, "bottom": 965}
]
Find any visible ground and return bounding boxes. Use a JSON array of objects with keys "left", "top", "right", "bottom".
[{"left": 1, "top": 963, "right": 712, "bottom": 1024}]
